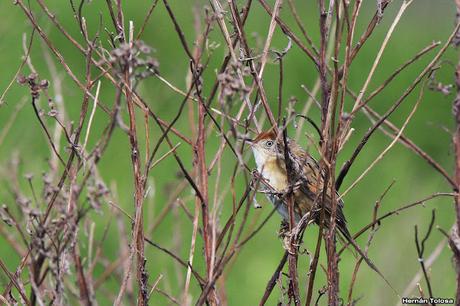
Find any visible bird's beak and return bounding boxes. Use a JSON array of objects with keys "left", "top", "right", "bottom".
[{"left": 239, "top": 136, "right": 254, "bottom": 146}]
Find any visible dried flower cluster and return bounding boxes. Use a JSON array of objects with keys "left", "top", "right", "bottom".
[
  {"left": 217, "top": 61, "right": 250, "bottom": 99},
  {"left": 109, "top": 40, "right": 160, "bottom": 79}
]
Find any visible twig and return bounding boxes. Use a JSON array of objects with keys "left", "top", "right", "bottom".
[{"left": 414, "top": 210, "right": 436, "bottom": 304}]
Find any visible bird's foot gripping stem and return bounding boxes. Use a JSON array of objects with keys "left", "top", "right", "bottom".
[{"left": 278, "top": 220, "right": 299, "bottom": 255}]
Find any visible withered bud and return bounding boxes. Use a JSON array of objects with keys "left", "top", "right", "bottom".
[
  {"left": 28, "top": 72, "right": 38, "bottom": 81},
  {"left": 48, "top": 109, "right": 58, "bottom": 117},
  {"left": 17, "top": 75, "right": 27, "bottom": 85},
  {"left": 39, "top": 79, "right": 49, "bottom": 89}
]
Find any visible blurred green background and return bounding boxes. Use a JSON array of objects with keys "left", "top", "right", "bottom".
[{"left": 0, "top": 0, "right": 458, "bottom": 305}]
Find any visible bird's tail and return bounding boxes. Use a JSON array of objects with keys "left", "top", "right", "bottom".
[{"left": 338, "top": 225, "right": 399, "bottom": 297}]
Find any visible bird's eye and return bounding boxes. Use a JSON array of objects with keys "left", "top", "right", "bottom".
[{"left": 265, "top": 140, "right": 274, "bottom": 147}]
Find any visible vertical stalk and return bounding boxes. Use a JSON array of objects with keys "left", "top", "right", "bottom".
[
  {"left": 317, "top": 0, "right": 339, "bottom": 304},
  {"left": 282, "top": 124, "right": 301, "bottom": 305},
  {"left": 452, "top": 3, "right": 460, "bottom": 302},
  {"left": 197, "top": 99, "right": 216, "bottom": 304},
  {"left": 124, "top": 66, "right": 147, "bottom": 304},
  {"left": 453, "top": 60, "right": 460, "bottom": 305}
]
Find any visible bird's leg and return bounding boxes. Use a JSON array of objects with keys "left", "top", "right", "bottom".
[
  {"left": 278, "top": 220, "right": 300, "bottom": 255},
  {"left": 278, "top": 220, "right": 294, "bottom": 254},
  {"left": 278, "top": 220, "right": 290, "bottom": 238}
]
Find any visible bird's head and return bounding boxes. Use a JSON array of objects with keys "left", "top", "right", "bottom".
[{"left": 249, "top": 131, "right": 279, "bottom": 169}]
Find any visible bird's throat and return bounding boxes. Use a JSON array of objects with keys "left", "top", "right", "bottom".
[{"left": 257, "top": 158, "right": 288, "bottom": 191}]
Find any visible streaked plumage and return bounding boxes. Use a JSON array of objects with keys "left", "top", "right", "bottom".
[
  {"left": 250, "top": 130, "right": 397, "bottom": 293},
  {"left": 251, "top": 130, "right": 351, "bottom": 239}
]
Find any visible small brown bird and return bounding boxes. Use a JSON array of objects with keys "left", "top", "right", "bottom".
[
  {"left": 250, "top": 130, "right": 395, "bottom": 290},
  {"left": 250, "top": 130, "right": 349, "bottom": 237}
]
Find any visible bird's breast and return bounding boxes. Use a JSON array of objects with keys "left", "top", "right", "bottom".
[{"left": 258, "top": 159, "right": 288, "bottom": 191}]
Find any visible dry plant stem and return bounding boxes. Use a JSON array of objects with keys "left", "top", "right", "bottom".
[
  {"left": 256, "top": 0, "right": 318, "bottom": 67},
  {"left": 144, "top": 238, "right": 205, "bottom": 286},
  {"left": 216, "top": 184, "right": 253, "bottom": 250},
  {"left": 305, "top": 216, "right": 323, "bottom": 306},
  {"left": 196, "top": 200, "right": 254, "bottom": 306},
  {"left": 23, "top": 0, "right": 192, "bottom": 147},
  {"left": 39, "top": 0, "right": 191, "bottom": 158},
  {"left": 345, "top": 0, "right": 391, "bottom": 66},
  {"left": 26, "top": 47, "right": 96, "bottom": 305},
  {"left": 150, "top": 122, "right": 217, "bottom": 302},
  {"left": 2, "top": 249, "right": 29, "bottom": 302},
  {"left": 73, "top": 245, "right": 93, "bottom": 306},
  {"left": 337, "top": 0, "right": 361, "bottom": 141},
  {"left": 31, "top": 96, "right": 66, "bottom": 167},
  {"left": 196, "top": 81, "right": 214, "bottom": 304},
  {"left": 259, "top": 251, "right": 289, "bottom": 305},
  {"left": 222, "top": 0, "right": 275, "bottom": 127},
  {"left": 338, "top": 57, "right": 453, "bottom": 190},
  {"left": 0, "top": 29, "right": 35, "bottom": 105},
  {"left": 258, "top": 0, "right": 283, "bottom": 78},
  {"left": 158, "top": 1, "right": 246, "bottom": 173},
  {"left": 362, "top": 104, "right": 455, "bottom": 189},
  {"left": 42, "top": 43, "right": 67, "bottom": 179},
  {"left": 15, "top": 0, "right": 99, "bottom": 109},
  {"left": 111, "top": 186, "right": 206, "bottom": 292},
  {"left": 339, "top": 0, "right": 413, "bottom": 148},
  {"left": 326, "top": 2, "right": 346, "bottom": 304},
  {"left": 399, "top": 234, "right": 449, "bottom": 302},
  {"left": 355, "top": 41, "right": 440, "bottom": 113},
  {"left": 336, "top": 22, "right": 460, "bottom": 191},
  {"left": 453, "top": 30, "right": 460, "bottom": 303},
  {"left": 351, "top": 0, "right": 412, "bottom": 112},
  {"left": 281, "top": 126, "right": 301, "bottom": 305},
  {"left": 295, "top": 80, "right": 321, "bottom": 140},
  {"left": 116, "top": 64, "right": 148, "bottom": 304},
  {"left": 146, "top": 67, "right": 204, "bottom": 170},
  {"left": 305, "top": 0, "right": 339, "bottom": 302},
  {"left": 0, "top": 259, "right": 30, "bottom": 305},
  {"left": 286, "top": 0, "right": 319, "bottom": 55},
  {"left": 209, "top": 116, "right": 226, "bottom": 301},
  {"left": 338, "top": 192, "right": 456, "bottom": 255},
  {"left": 205, "top": 0, "right": 253, "bottom": 109},
  {"left": 414, "top": 210, "right": 436, "bottom": 304},
  {"left": 5, "top": 4, "right": 137, "bottom": 304},
  {"left": 196, "top": 173, "right": 264, "bottom": 304},
  {"left": 136, "top": 0, "right": 160, "bottom": 40},
  {"left": 339, "top": 78, "right": 426, "bottom": 199},
  {"left": 82, "top": 81, "right": 101, "bottom": 154},
  {"left": 277, "top": 55, "right": 284, "bottom": 126},
  {"left": 316, "top": 0, "right": 342, "bottom": 304},
  {"left": 158, "top": 2, "right": 219, "bottom": 302},
  {"left": 347, "top": 181, "right": 393, "bottom": 305},
  {"left": 182, "top": 182, "right": 202, "bottom": 304}
]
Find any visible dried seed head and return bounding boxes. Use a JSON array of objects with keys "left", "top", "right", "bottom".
[
  {"left": 48, "top": 107, "right": 58, "bottom": 117},
  {"left": 218, "top": 61, "right": 250, "bottom": 100},
  {"left": 39, "top": 79, "right": 49, "bottom": 89},
  {"left": 17, "top": 75, "right": 27, "bottom": 85},
  {"left": 110, "top": 41, "right": 159, "bottom": 80}
]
